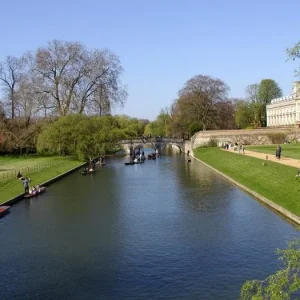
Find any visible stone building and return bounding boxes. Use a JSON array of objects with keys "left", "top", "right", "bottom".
[{"left": 266, "top": 81, "right": 300, "bottom": 127}]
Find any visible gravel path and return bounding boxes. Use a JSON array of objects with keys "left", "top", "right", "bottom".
[{"left": 223, "top": 148, "right": 300, "bottom": 169}]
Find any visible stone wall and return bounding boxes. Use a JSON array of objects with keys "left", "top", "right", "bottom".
[{"left": 191, "top": 128, "right": 300, "bottom": 149}]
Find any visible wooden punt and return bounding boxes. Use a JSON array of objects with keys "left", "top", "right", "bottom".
[
  {"left": 81, "top": 169, "right": 96, "bottom": 175},
  {"left": 124, "top": 161, "right": 145, "bottom": 166},
  {"left": 24, "top": 187, "right": 46, "bottom": 199},
  {"left": 0, "top": 206, "right": 10, "bottom": 217}
]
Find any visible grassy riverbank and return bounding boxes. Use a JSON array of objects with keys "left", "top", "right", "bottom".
[
  {"left": 0, "top": 156, "right": 83, "bottom": 204},
  {"left": 193, "top": 147, "right": 300, "bottom": 216},
  {"left": 247, "top": 143, "right": 300, "bottom": 160}
]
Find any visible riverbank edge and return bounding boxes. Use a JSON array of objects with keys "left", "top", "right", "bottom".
[
  {"left": 191, "top": 151, "right": 300, "bottom": 226},
  {"left": 1, "top": 162, "right": 86, "bottom": 207}
]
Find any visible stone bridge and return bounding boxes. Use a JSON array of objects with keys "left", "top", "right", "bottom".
[{"left": 120, "top": 137, "right": 185, "bottom": 154}]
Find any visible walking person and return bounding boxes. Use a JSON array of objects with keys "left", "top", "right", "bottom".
[
  {"left": 278, "top": 145, "right": 282, "bottom": 160},
  {"left": 275, "top": 145, "right": 280, "bottom": 159}
]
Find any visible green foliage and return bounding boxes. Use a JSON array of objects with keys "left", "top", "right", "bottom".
[
  {"left": 240, "top": 239, "right": 300, "bottom": 300},
  {"left": 189, "top": 123, "right": 202, "bottom": 136},
  {"left": 37, "top": 114, "right": 126, "bottom": 160},
  {"left": 257, "top": 79, "right": 282, "bottom": 127},
  {"left": 235, "top": 100, "right": 253, "bottom": 129},
  {"left": 114, "top": 115, "right": 148, "bottom": 137},
  {"left": 258, "top": 79, "right": 282, "bottom": 105},
  {"left": 144, "top": 109, "right": 172, "bottom": 137}
]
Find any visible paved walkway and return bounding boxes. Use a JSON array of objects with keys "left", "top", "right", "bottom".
[{"left": 223, "top": 148, "right": 300, "bottom": 169}]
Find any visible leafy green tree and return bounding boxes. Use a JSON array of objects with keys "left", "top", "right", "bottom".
[
  {"left": 257, "top": 79, "right": 282, "bottom": 127},
  {"left": 189, "top": 123, "right": 202, "bottom": 136},
  {"left": 234, "top": 100, "right": 252, "bottom": 129},
  {"left": 240, "top": 239, "right": 300, "bottom": 300},
  {"left": 143, "top": 109, "right": 172, "bottom": 137},
  {"left": 37, "top": 114, "right": 125, "bottom": 160},
  {"left": 115, "top": 115, "right": 149, "bottom": 137}
]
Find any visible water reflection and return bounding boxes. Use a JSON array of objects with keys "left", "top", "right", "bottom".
[{"left": 0, "top": 150, "right": 300, "bottom": 299}]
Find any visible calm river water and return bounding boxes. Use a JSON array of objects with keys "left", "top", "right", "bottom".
[{"left": 1, "top": 149, "right": 300, "bottom": 299}]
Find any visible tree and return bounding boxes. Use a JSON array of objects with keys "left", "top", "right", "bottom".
[
  {"left": 215, "top": 100, "right": 235, "bottom": 129},
  {"left": 0, "top": 56, "right": 25, "bottom": 119},
  {"left": 32, "top": 40, "right": 126, "bottom": 116},
  {"left": 244, "top": 84, "right": 261, "bottom": 127},
  {"left": 240, "top": 239, "right": 300, "bottom": 300},
  {"left": 178, "top": 75, "right": 230, "bottom": 130},
  {"left": 234, "top": 99, "right": 252, "bottom": 129},
  {"left": 257, "top": 79, "right": 282, "bottom": 127},
  {"left": 37, "top": 114, "right": 126, "bottom": 160},
  {"left": 245, "top": 84, "right": 260, "bottom": 103},
  {"left": 287, "top": 41, "right": 300, "bottom": 77}
]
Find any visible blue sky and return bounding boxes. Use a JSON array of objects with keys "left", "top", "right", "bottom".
[{"left": 1, "top": 0, "right": 299, "bottom": 120}]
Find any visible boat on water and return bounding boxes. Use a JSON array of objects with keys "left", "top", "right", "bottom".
[
  {"left": 124, "top": 161, "right": 145, "bottom": 166},
  {"left": 24, "top": 187, "right": 46, "bottom": 199},
  {"left": 148, "top": 154, "right": 156, "bottom": 160},
  {"left": 0, "top": 206, "right": 10, "bottom": 217},
  {"left": 81, "top": 169, "right": 96, "bottom": 175}
]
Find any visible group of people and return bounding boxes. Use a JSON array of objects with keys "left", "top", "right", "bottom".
[
  {"left": 28, "top": 185, "right": 41, "bottom": 195},
  {"left": 223, "top": 142, "right": 245, "bottom": 154},
  {"left": 130, "top": 149, "right": 145, "bottom": 163}
]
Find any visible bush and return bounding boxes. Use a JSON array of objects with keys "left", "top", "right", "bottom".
[
  {"left": 199, "top": 138, "right": 218, "bottom": 148},
  {"left": 266, "top": 133, "right": 286, "bottom": 144}
]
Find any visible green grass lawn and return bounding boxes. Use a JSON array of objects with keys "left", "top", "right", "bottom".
[
  {"left": 194, "top": 147, "right": 300, "bottom": 217},
  {"left": 246, "top": 144, "right": 300, "bottom": 160},
  {"left": 0, "top": 156, "right": 83, "bottom": 204}
]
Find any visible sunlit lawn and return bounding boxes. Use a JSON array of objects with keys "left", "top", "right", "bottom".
[
  {"left": 246, "top": 144, "right": 300, "bottom": 160},
  {"left": 0, "top": 156, "right": 83, "bottom": 204},
  {"left": 194, "top": 147, "right": 300, "bottom": 216}
]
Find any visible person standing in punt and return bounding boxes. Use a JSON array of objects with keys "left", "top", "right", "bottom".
[{"left": 23, "top": 177, "right": 29, "bottom": 194}]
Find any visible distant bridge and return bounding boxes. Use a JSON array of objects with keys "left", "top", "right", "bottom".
[{"left": 120, "top": 137, "right": 185, "bottom": 154}]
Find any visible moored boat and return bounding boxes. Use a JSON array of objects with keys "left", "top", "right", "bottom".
[
  {"left": 0, "top": 206, "right": 10, "bottom": 217},
  {"left": 148, "top": 154, "right": 156, "bottom": 160},
  {"left": 24, "top": 187, "right": 46, "bottom": 199},
  {"left": 124, "top": 161, "right": 144, "bottom": 166}
]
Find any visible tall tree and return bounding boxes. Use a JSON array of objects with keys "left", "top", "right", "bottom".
[
  {"left": 257, "top": 79, "right": 282, "bottom": 126},
  {"left": 178, "top": 75, "right": 230, "bottom": 130},
  {"left": 234, "top": 99, "right": 252, "bottom": 129},
  {"left": 33, "top": 40, "right": 126, "bottom": 116},
  {"left": 0, "top": 56, "right": 25, "bottom": 119},
  {"left": 245, "top": 83, "right": 261, "bottom": 126},
  {"left": 215, "top": 100, "right": 235, "bottom": 129}
]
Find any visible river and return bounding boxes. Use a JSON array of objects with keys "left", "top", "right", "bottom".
[{"left": 0, "top": 149, "right": 299, "bottom": 299}]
